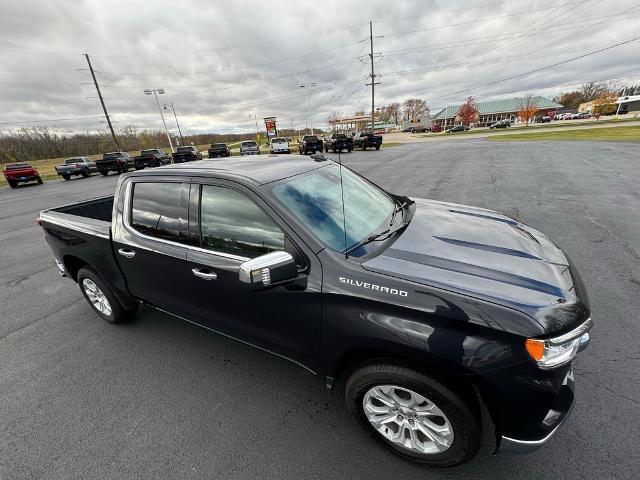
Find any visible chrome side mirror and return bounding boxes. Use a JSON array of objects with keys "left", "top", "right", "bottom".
[{"left": 239, "top": 251, "right": 297, "bottom": 287}]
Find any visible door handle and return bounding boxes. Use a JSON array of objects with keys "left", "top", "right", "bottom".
[
  {"left": 192, "top": 268, "right": 217, "bottom": 280},
  {"left": 118, "top": 248, "right": 136, "bottom": 259}
]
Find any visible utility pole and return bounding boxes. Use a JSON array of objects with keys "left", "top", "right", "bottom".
[
  {"left": 84, "top": 53, "right": 121, "bottom": 150},
  {"left": 366, "top": 21, "right": 381, "bottom": 132},
  {"left": 164, "top": 103, "right": 183, "bottom": 144}
]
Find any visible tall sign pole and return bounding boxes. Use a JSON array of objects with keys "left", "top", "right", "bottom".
[{"left": 85, "top": 53, "right": 121, "bottom": 150}]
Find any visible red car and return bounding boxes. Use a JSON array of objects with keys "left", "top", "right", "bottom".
[{"left": 3, "top": 162, "right": 43, "bottom": 188}]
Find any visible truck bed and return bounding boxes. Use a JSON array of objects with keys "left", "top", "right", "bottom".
[{"left": 39, "top": 196, "right": 113, "bottom": 239}]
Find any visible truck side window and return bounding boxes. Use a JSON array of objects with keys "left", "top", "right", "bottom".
[
  {"left": 199, "top": 185, "right": 284, "bottom": 258},
  {"left": 130, "top": 182, "right": 186, "bottom": 243}
]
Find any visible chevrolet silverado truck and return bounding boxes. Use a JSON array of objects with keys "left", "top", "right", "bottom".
[
  {"left": 3, "top": 162, "right": 43, "bottom": 187},
  {"left": 353, "top": 131, "right": 383, "bottom": 150},
  {"left": 208, "top": 143, "right": 231, "bottom": 158},
  {"left": 96, "top": 152, "right": 134, "bottom": 176},
  {"left": 269, "top": 138, "right": 290, "bottom": 154},
  {"left": 298, "top": 135, "right": 323, "bottom": 155},
  {"left": 55, "top": 157, "right": 97, "bottom": 180},
  {"left": 324, "top": 133, "right": 353, "bottom": 153},
  {"left": 133, "top": 148, "right": 172, "bottom": 169},
  {"left": 38, "top": 155, "right": 591, "bottom": 467},
  {"left": 172, "top": 146, "right": 202, "bottom": 163}
]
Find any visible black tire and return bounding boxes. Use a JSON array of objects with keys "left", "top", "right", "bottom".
[
  {"left": 81, "top": 168, "right": 90, "bottom": 178},
  {"left": 62, "top": 174, "right": 71, "bottom": 181},
  {"left": 37, "top": 176, "right": 43, "bottom": 184},
  {"left": 362, "top": 145, "right": 366, "bottom": 151},
  {"left": 77, "top": 267, "right": 137, "bottom": 323},
  {"left": 100, "top": 170, "right": 108, "bottom": 176},
  {"left": 347, "top": 148, "right": 352, "bottom": 153},
  {"left": 375, "top": 146, "right": 380, "bottom": 150},
  {"left": 8, "top": 180, "right": 17, "bottom": 188},
  {"left": 345, "top": 362, "right": 481, "bottom": 467}
]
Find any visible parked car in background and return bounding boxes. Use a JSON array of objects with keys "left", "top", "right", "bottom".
[
  {"left": 55, "top": 157, "right": 97, "bottom": 180},
  {"left": 430, "top": 124, "right": 443, "bottom": 133},
  {"left": 240, "top": 140, "right": 260, "bottom": 156},
  {"left": 3, "top": 162, "right": 43, "bottom": 188},
  {"left": 39, "top": 156, "right": 592, "bottom": 467},
  {"left": 401, "top": 127, "right": 415, "bottom": 133},
  {"left": 172, "top": 146, "right": 202, "bottom": 163},
  {"left": 353, "top": 131, "right": 383, "bottom": 150},
  {"left": 208, "top": 143, "right": 231, "bottom": 158},
  {"left": 298, "top": 135, "right": 323, "bottom": 154},
  {"left": 445, "top": 125, "right": 470, "bottom": 133},
  {"left": 96, "top": 152, "right": 134, "bottom": 176},
  {"left": 489, "top": 120, "right": 511, "bottom": 129},
  {"left": 535, "top": 116, "right": 551, "bottom": 123},
  {"left": 269, "top": 138, "right": 290, "bottom": 154},
  {"left": 133, "top": 149, "right": 171, "bottom": 170},
  {"left": 324, "top": 133, "right": 353, "bottom": 153}
]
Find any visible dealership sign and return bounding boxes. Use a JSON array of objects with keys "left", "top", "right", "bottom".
[{"left": 263, "top": 117, "right": 277, "bottom": 138}]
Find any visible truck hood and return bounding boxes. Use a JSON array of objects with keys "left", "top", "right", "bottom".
[{"left": 362, "top": 198, "right": 589, "bottom": 334}]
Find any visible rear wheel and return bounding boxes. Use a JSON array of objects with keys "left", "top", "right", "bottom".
[
  {"left": 62, "top": 174, "right": 71, "bottom": 181},
  {"left": 8, "top": 180, "right": 17, "bottom": 188},
  {"left": 363, "top": 145, "right": 367, "bottom": 151},
  {"left": 37, "top": 176, "right": 43, "bottom": 184},
  {"left": 99, "top": 170, "right": 108, "bottom": 176},
  {"left": 81, "top": 168, "right": 90, "bottom": 177},
  {"left": 77, "top": 267, "right": 136, "bottom": 323},
  {"left": 375, "top": 146, "right": 380, "bottom": 150},
  {"left": 345, "top": 362, "right": 481, "bottom": 467}
]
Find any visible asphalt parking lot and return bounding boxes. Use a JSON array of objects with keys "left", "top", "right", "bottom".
[{"left": 1, "top": 139, "right": 639, "bottom": 479}]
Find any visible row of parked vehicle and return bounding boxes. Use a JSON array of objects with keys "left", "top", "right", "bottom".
[{"left": 3, "top": 132, "right": 386, "bottom": 188}]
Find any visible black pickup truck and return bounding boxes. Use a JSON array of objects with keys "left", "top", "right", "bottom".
[
  {"left": 208, "top": 143, "right": 231, "bottom": 158},
  {"left": 96, "top": 152, "right": 134, "bottom": 176},
  {"left": 353, "top": 131, "right": 383, "bottom": 150},
  {"left": 298, "top": 135, "right": 323, "bottom": 154},
  {"left": 133, "top": 148, "right": 172, "bottom": 169},
  {"left": 324, "top": 133, "right": 353, "bottom": 153},
  {"left": 38, "top": 154, "right": 591, "bottom": 467},
  {"left": 172, "top": 146, "right": 203, "bottom": 163}
]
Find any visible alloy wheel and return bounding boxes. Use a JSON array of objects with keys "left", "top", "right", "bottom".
[{"left": 82, "top": 278, "right": 112, "bottom": 316}]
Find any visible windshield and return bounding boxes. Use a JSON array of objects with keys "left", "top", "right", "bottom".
[
  {"left": 177, "top": 147, "right": 192, "bottom": 152},
  {"left": 212, "top": 143, "right": 226, "bottom": 148},
  {"left": 272, "top": 138, "right": 286, "bottom": 143},
  {"left": 104, "top": 153, "right": 123, "bottom": 159},
  {"left": 269, "top": 163, "right": 395, "bottom": 255},
  {"left": 303, "top": 136, "right": 317, "bottom": 141},
  {"left": 243, "top": 141, "right": 257, "bottom": 147},
  {"left": 141, "top": 149, "right": 159, "bottom": 155}
]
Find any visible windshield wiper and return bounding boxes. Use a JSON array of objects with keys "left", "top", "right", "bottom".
[
  {"left": 389, "top": 200, "right": 408, "bottom": 226},
  {"left": 344, "top": 220, "right": 410, "bottom": 256}
]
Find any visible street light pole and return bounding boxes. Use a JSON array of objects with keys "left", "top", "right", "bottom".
[
  {"left": 298, "top": 83, "right": 316, "bottom": 135},
  {"left": 164, "top": 103, "right": 183, "bottom": 145},
  {"left": 144, "top": 88, "right": 174, "bottom": 153}
]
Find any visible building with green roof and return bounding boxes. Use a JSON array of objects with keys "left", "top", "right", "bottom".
[{"left": 433, "top": 96, "right": 562, "bottom": 128}]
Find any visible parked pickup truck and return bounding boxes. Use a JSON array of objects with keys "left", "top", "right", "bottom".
[
  {"left": 172, "top": 146, "right": 202, "bottom": 163},
  {"left": 39, "top": 155, "right": 591, "bottom": 467},
  {"left": 133, "top": 148, "right": 171, "bottom": 169},
  {"left": 298, "top": 135, "right": 323, "bottom": 154},
  {"left": 55, "top": 157, "right": 97, "bottom": 180},
  {"left": 353, "top": 131, "right": 383, "bottom": 150},
  {"left": 3, "top": 162, "right": 43, "bottom": 188},
  {"left": 96, "top": 152, "right": 134, "bottom": 176},
  {"left": 269, "top": 137, "right": 290, "bottom": 154},
  {"left": 208, "top": 143, "right": 231, "bottom": 158},
  {"left": 323, "top": 133, "right": 353, "bottom": 153}
]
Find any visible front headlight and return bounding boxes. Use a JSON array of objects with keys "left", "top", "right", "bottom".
[{"left": 525, "top": 318, "right": 592, "bottom": 369}]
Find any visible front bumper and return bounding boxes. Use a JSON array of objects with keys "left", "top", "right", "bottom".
[{"left": 491, "top": 365, "right": 576, "bottom": 454}]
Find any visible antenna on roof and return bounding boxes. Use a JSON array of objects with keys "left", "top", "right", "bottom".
[{"left": 337, "top": 150, "right": 348, "bottom": 260}]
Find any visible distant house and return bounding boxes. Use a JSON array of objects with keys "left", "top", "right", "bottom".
[
  {"left": 401, "top": 113, "right": 433, "bottom": 130},
  {"left": 433, "top": 96, "right": 562, "bottom": 128}
]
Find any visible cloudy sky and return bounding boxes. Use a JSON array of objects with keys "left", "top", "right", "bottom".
[{"left": 1, "top": 0, "right": 639, "bottom": 135}]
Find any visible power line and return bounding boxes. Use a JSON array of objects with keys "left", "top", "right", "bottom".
[{"left": 0, "top": 115, "right": 103, "bottom": 126}]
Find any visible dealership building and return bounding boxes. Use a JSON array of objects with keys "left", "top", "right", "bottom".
[{"left": 432, "top": 96, "right": 562, "bottom": 128}]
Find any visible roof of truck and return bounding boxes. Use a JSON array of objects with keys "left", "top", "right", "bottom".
[{"left": 141, "top": 154, "right": 329, "bottom": 185}]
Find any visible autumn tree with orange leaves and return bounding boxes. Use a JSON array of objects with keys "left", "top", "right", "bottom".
[
  {"left": 456, "top": 96, "right": 479, "bottom": 126},
  {"left": 517, "top": 94, "right": 539, "bottom": 127}
]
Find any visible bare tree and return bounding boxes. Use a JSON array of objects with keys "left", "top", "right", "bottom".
[
  {"left": 402, "top": 98, "right": 429, "bottom": 121},
  {"left": 326, "top": 110, "right": 343, "bottom": 131}
]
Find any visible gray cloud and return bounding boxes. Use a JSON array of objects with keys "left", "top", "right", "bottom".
[{"left": 1, "top": 0, "right": 639, "bottom": 134}]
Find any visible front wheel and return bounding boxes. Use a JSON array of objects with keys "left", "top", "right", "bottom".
[
  {"left": 8, "top": 180, "right": 17, "bottom": 188},
  {"left": 81, "top": 168, "right": 90, "bottom": 177},
  {"left": 99, "top": 170, "right": 108, "bottom": 176},
  {"left": 77, "top": 267, "right": 137, "bottom": 323},
  {"left": 375, "top": 146, "right": 380, "bottom": 150},
  {"left": 62, "top": 174, "right": 71, "bottom": 181},
  {"left": 345, "top": 362, "right": 481, "bottom": 467},
  {"left": 37, "top": 176, "right": 43, "bottom": 184}
]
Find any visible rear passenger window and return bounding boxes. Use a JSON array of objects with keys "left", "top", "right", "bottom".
[
  {"left": 199, "top": 185, "right": 284, "bottom": 258},
  {"left": 130, "top": 182, "right": 186, "bottom": 243}
]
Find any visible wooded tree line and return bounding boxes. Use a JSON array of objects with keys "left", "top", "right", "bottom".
[
  {"left": 553, "top": 81, "right": 635, "bottom": 110},
  {"left": 0, "top": 127, "right": 260, "bottom": 163}
]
